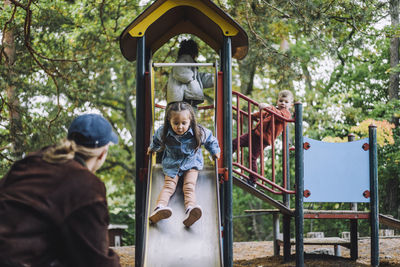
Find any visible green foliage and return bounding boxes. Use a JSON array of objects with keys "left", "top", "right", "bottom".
[
  {"left": 1, "top": 0, "right": 142, "bottom": 245},
  {"left": 1, "top": 0, "right": 399, "bottom": 245},
  {"left": 233, "top": 187, "right": 274, "bottom": 241}
]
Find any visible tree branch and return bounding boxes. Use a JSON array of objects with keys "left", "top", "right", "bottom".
[
  {"left": 260, "top": 0, "right": 290, "bottom": 18},
  {"left": 1, "top": 2, "right": 17, "bottom": 65},
  {"left": 99, "top": 0, "right": 112, "bottom": 42},
  {"left": 245, "top": 0, "right": 287, "bottom": 57},
  {"left": 20, "top": 1, "right": 62, "bottom": 136}
]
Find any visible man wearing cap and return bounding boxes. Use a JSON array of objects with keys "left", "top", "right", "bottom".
[{"left": 0, "top": 114, "right": 121, "bottom": 267}]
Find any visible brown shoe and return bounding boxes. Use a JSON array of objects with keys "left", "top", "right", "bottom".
[
  {"left": 149, "top": 206, "right": 172, "bottom": 224},
  {"left": 183, "top": 205, "right": 202, "bottom": 227}
]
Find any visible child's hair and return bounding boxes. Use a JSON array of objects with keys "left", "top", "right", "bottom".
[
  {"left": 162, "top": 102, "right": 203, "bottom": 150},
  {"left": 178, "top": 39, "right": 199, "bottom": 59},
  {"left": 278, "top": 90, "right": 294, "bottom": 102}
]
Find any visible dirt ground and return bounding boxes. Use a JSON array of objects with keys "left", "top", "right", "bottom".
[{"left": 113, "top": 236, "right": 400, "bottom": 266}]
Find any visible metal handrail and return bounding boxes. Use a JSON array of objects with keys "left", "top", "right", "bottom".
[
  {"left": 154, "top": 103, "right": 214, "bottom": 110},
  {"left": 233, "top": 91, "right": 295, "bottom": 123},
  {"left": 153, "top": 62, "right": 214, "bottom": 67},
  {"left": 232, "top": 90, "right": 295, "bottom": 195}
]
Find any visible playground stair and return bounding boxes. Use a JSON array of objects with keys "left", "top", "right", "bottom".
[{"left": 233, "top": 175, "right": 293, "bottom": 216}]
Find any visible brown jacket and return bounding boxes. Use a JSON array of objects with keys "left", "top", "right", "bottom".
[
  {"left": 0, "top": 149, "right": 120, "bottom": 267},
  {"left": 252, "top": 106, "right": 292, "bottom": 146}
]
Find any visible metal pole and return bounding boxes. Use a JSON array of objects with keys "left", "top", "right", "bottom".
[
  {"left": 348, "top": 134, "right": 359, "bottom": 260},
  {"left": 283, "top": 123, "right": 291, "bottom": 262},
  {"left": 135, "top": 36, "right": 146, "bottom": 267},
  {"left": 153, "top": 62, "right": 214, "bottom": 67},
  {"left": 283, "top": 124, "right": 290, "bottom": 207},
  {"left": 369, "top": 124, "right": 379, "bottom": 267},
  {"left": 294, "top": 102, "right": 304, "bottom": 267},
  {"left": 222, "top": 36, "right": 233, "bottom": 267}
]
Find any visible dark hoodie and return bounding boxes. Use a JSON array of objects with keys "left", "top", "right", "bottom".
[{"left": 0, "top": 149, "right": 120, "bottom": 267}]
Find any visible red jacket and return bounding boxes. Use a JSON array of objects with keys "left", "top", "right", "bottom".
[
  {"left": 252, "top": 106, "right": 292, "bottom": 146},
  {"left": 0, "top": 148, "right": 120, "bottom": 267}
]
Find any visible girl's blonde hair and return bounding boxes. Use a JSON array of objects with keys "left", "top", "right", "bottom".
[{"left": 43, "top": 138, "right": 105, "bottom": 164}]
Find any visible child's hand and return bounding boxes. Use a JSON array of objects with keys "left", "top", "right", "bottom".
[
  {"left": 213, "top": 153, "right": 220, "bottom": 160},
  {"left": 147, "top": 147, "right": 153, "bottom": 155},
  {"left": 259, "top": 103, "right": 270, "bottom": 110}
]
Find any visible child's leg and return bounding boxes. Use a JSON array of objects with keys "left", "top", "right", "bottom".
[
  {"left": 149, "top": 175, "right": 178, "bottom": 224},
  {"left": 232, "top": 133, "right": 250, "bottom": 153},
  {"left": 156, "top": 175, "right": 178, "bottom": 207},
  {"left": 182, "top": 169, "right": 202, "bottom": 227},
  {"left": 249, "top": 136, "right": 262, "bottom": 182},
  {"left": 182, "top": 169, "right": 198, "bottom": 209}
]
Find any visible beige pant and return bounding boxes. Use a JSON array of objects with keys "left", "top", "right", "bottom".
[{"left": 156, "top": 169, "right": 199, "bottom": 209}]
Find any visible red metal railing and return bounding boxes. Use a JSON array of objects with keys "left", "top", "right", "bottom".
[{"left": 232, "top": 91, "right": 295, "bottom": 195}]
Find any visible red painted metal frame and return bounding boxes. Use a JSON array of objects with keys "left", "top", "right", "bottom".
[
  {"left": 232, "top": 91, "right": 295, "bottom": 195},
  {"left": 216, "top": 71, "right": 225, "bottom": 178}
]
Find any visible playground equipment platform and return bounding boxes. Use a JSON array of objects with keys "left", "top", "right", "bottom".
[
  {"left": 233, "top": 176, "right": 293, "bottom": 216},
  {"left": 144, "top": 165, "right": 223, "bottom": 267},
  {"left": 245, "top": 208, "right": 400, "bottom": 229},
  {"left": 276, "top": 237, "right": 351, "bottom": 257},
  {"left": 245, "top": 207, "right": 400, "bottom": 259}
]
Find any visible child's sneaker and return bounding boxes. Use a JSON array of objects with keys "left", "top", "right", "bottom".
[
  {"left": 183, "top": 205, "right": 202, "bottom": 227},
  {"left": 149, "top": 206, "right": 172, "bottom": 224},
  {"left": 246, "top": 179, "right": 257, "bottom": 188}
]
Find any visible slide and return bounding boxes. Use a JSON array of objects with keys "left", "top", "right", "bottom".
[{"left": 143, "top": 164, "right": 223, "bottom": 267}]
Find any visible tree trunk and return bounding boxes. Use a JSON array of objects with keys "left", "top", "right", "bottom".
[
  {"left": 389, "top": 0, "right": 400, "bottom": 219},
  {"left": 238, "top": 58, "right": 257, "bottom": 95},
  {"left": 301, "top": 63, "right": 312, "bottom": 92},
  {"left": 389, "top": 0, "right": 400, "bottom": 105},
  {"left": 4, "top": 0, "right": 23, "bottom": 158},
  {"left": 384, "top": 178, "right": 400, "bottom": 217},
  {"left": 248, "top": 201, "right": 261, "bottom": 238}
]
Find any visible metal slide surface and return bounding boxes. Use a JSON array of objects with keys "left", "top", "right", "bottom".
[{"left": 144, "top": 164, "right": 223, "bottom": 267}]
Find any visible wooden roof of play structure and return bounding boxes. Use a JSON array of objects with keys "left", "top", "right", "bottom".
[{"left": 119, "top": 0, "right": 249, "bottom": 61}]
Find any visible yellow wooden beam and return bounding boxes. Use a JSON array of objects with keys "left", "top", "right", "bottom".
[{"left": 129, "top": 0, "right": 239, "bottom": 37}]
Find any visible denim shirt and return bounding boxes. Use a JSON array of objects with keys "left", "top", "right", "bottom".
[{"left": 150, "top": 125, "right": 220, "bottom": 178}]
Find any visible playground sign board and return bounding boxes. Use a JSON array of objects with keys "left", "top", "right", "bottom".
[{"left": 303, "top": 137, "right": 370, "bottom": 203}]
